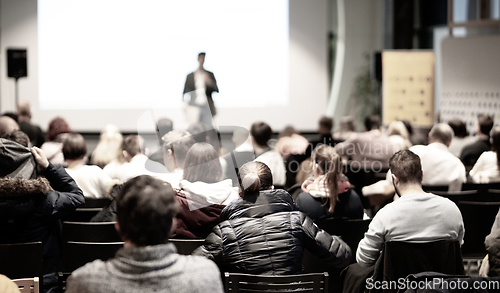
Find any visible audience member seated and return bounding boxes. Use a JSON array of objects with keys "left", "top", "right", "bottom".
[
  {"left": 172, "top": 142, "right": 238, "bottom": 239},
  {"left": 460, "top": 114, "right": 494, "bottom": 168},
  {"left": 63, "top": 133, "right": 121, "bottom": 198},
  {"left": 104, "top": 135, "right": 166, "bottom": 182},
  {"left": 309, "top": 116, "right": 342, "bottom": 151},
  {"left": 251, "top": 121, "right": 286, "bottom": 187},
  {"left": 0, "top": 115, "right": 19, "bottom": 135},
  {"left": 17, "top": 101, "right": 45, "bottom": 147},
  {"left": 1, "top": 130, "right": 30, "bottom": 147},
  {"left": 335, "top": 114, "right": 399, "bottom": 171},
  {"left": 448, "top": 118, "right": 475, "bottom": 158},
  {"left": 387, "top": 120, "right": 412, "bottom": 150},
  {"left": 90, "top": 124, "right": 124, "bottom": 169},
  {"left": 0, "top": 135, "right": 84, "bottom": 292},
  {"left": 295, "top": 145, "right": 364, "bottom": 220},
  {"left": 158, "top": 130, "right": 196, "bottom": 189},
  {"left": 333, "top": 115, "right": 356, "bottom": 142},
  {"left": 357, "top": 150, "right": 464, "bottom": 267},
  {"left": 40, "top": 116, "right": 72, "bottom": 166},
  {"left": 193, "top": 161, "right": 352, "bottom": 274},
  {"left": 222, "top": 127, "right": 255, "bottom": 187},
  {"left": 65, "top": 175, "right": 224, "bottom": 293},
  {"left": 363, "top": 123, "right": 467, "bottom": 199},
  {"left": 275, "top": 125, "right": 309, "bottom": 160},
  {"left": 470, "top": 127, "right": 500, "bottom": 183},
  {"left": 147, "top": 117, "right": 174, "bottom": 165},
  {"left": 485, "top": 207, "right": 500, "bottom": 277}
]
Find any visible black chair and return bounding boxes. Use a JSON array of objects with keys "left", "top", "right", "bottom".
[
  {"left": 462, "top": 182, "right": 500, "bottom": 193},
  {"left": 341, "top": 240, "right": 464, "bottom": 293},
  {"left": 62, "top": 241, "right": 123, "bottom": 272},
  {"left": 224, "top": 272, "right": 329, "bottom": 293},
  {"left": 302, "top": 219, "right": 370, "bottom": 293},
  {"left": 0, "top": 242, "right": 43, "bottom": 282},
  {"left": 80, "top": 198, "right": 112, "bottom": 208},
  {"left": 313, "top": 219, "right": 371, "bottom": 256},
  {"left": 62, "top": 221, "right": 121, "bottom": 243},
  {"left": 432, "top": 190, "right": 479, "bottom": 203},
  {"left": 457, "top": 201, "right": 500, "bottom": 261},
  {"left": 63, "top": 208, "right": 102, "bottom": 222},
  {"left": 422, "top": 185, "right": 450, "bottom": 192},
  {"left": 169, "top": 239, "right": 205, "bottom": 255}
]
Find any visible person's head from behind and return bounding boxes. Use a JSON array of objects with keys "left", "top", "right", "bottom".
[
  {"left": 387, "top": 121, "right": 410, "bottom": 140},
  {"left": 183, "top": 142, "right": 222, "bottom": 183},
  {"left": 122, "top": 135, "right": 143, "bottom": 162},
  {"left": 115, "top": 175, "right": 179, "bottom": 246},
  {"left": 63, "top": 133, "right": 87, "bottom": 162},
  {"left": 162, "top": 130, "right": 196, "bottom": 171},
  {"left": 237, "top": 161, "right": 273, "bottom": 197},
  {"left": 187, "top": 122, "right": 220, "bottom": 151},
  {"left": 17, "top": 101, "right": 32, "bottom": 121},
  {"left": 477, "top": 114, "right": 494, "bottom": 136},
  {"left": 312, "top": 145, "right": 342, "bottom": 213},
  {"left": 250, "top": 121, "right": 272, "bottom": 148},
  {"left": 319, "top": 116, "right": 334, "bottom": 135},
  {"left": 428, "top": 123, "right": 454, "bottom": 147},
  {"left": 47, "top": 117, "right": 71, "bottom": 141},
  {"left": 364, "top": 115, "right": 381, "bottom": 131},
  {"left": 278, "top": 126, "right": 296, "bottom": 139},
  {"left": 448, "top": 119, "right": 468, "bottom": 138},
  {"left": 339, "top": 116, "right": 355, "bottom": 132},
  {"left": 1, "top": 130, "right": 30, "bottom": 147},
  {"left": 157, "top": 118, "right": 174, "bottom": 139},
  {"left": 389, "top": 150, "right": 423, "bottom": 192},
  {"left": 0, "top": 115, "right": 20, "bottom": 136}
]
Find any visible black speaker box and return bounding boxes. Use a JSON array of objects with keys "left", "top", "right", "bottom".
[
  {"left": 7, "top": 49, "right": 28, "bottom": 78},
  {"left": 371, "top": 51, "right": 382, "bottom": 82}
]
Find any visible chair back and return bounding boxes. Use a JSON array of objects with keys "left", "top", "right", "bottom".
[
  {"left": 372, "top": 240, "right": 464, "bottom": 289},
  {"left": 457, "top": 201, "right": 500, "bottom": 257},
  {"left": 462, "top": 182, "right": 500, "bottom": 193},
  {"left": 313, "top": 219, "right": 371, "bottom": 256},
  {"left": 80, "top": 197, "right": 112, "bottom": 208},
  {"left": 12, "top": 277, "right": 40, "bottom": 293},
  {"left": 422, "top": 185, "right": 450, "bottom": 192},
  {"left": 62, "top": 221, "right": 121, "bottom": 243},
  {"left": 169, "top": 239, "right": 205, "bottom": 255},
  {"left": 63, "top": 208, "right": 103, "bottom": 222},
  {"left": 0, "top": 242, "right": 43, "bottom": 281},
  {"left": 224, "top": 272, "right": 329, "bottom": 293},
  {"left": 62, "top": 241, "right": 123, "bottom": 272}
]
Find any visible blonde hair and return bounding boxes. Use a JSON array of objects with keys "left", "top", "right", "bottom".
[
  {"left": 387, "top": 121, "right": 412, "bottom": 149},
  {"left": 312, "top": 145, "right": 342, "bottom": 213},
  {"left": 90, "top": 124, "right": 124, "bottom": 168}
]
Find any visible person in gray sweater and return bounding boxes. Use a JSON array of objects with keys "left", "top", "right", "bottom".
[{"left": 65, "top": 175, "right": 224, "bottom": 293}]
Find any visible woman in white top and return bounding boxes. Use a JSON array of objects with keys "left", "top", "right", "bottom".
[
  {"left": 470, "top": 127, "right": 500, "bottom": 183},
  {"left": 63, "top": 133, "right": 120, "bottom": 198}
]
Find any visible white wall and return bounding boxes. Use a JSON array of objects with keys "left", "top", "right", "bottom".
[
  {"left": 0, "top": 0, "right": 329, "bottom": 133},
  {"left": 327, "top": 0, "right": 384, "bottom": 129}
]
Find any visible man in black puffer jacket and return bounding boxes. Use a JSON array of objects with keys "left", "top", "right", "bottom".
[
  {"left": 194, "top": 188, "right": 352, "bottom": 275},
  {"left": 0, "top": 137, "right": 85, "bottom": 292}
]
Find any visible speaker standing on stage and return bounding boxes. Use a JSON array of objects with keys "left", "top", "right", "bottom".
[{"left": 183, "top": 52, "right": 219, "bottom": 124}]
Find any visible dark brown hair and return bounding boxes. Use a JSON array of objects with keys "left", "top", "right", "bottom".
[
  {"left": 478, "top": 114, "right": 494, "bottom": 135},
  {"left": 312, "top": 144, "right": 342, "bottom": 213},
  {"left": 47, "top": 117, "right": 71, "bottom": 141},
  {"left": 389, "top": 150, "right": 423, "bottom": 185},
  {"left": 183, "top": 142, "right": 222, "bottom": 183},
  {"left": 116, "top": 175, "right": 179, "bottom": 246},
  {"left": 237, "top": 161, "right": 273, "bottom": 197},
  {"left": 250, "top": 122, "right": 272, "bottom": 147},
  {"left": 1, "top": 130, "right": 30, "bottom": 147},
  {"left": 62, "top": 133, "right": 87, "bottom": 160},
  {"left": 122, "top": 135, "right": 142, "bottom": 157}
]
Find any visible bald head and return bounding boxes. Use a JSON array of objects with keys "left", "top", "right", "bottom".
[
  {"left": 429, "top": 123, "right": 454, "bottom": 146},
  {"left": 0, "top": 116, "right": 20, "bottom": 135}
]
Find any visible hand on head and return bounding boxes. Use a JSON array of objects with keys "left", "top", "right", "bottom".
[{"left": 31, "top": 147, "right": 49, "bottom": 169}]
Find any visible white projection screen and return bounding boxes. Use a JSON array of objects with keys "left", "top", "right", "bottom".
[{"left": 28, "top": 0, "right": 328, "bottom": 132}]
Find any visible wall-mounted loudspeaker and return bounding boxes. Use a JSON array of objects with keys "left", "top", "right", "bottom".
[{"left": 7, "top": 49, "right": 28, "bottom": 78}]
